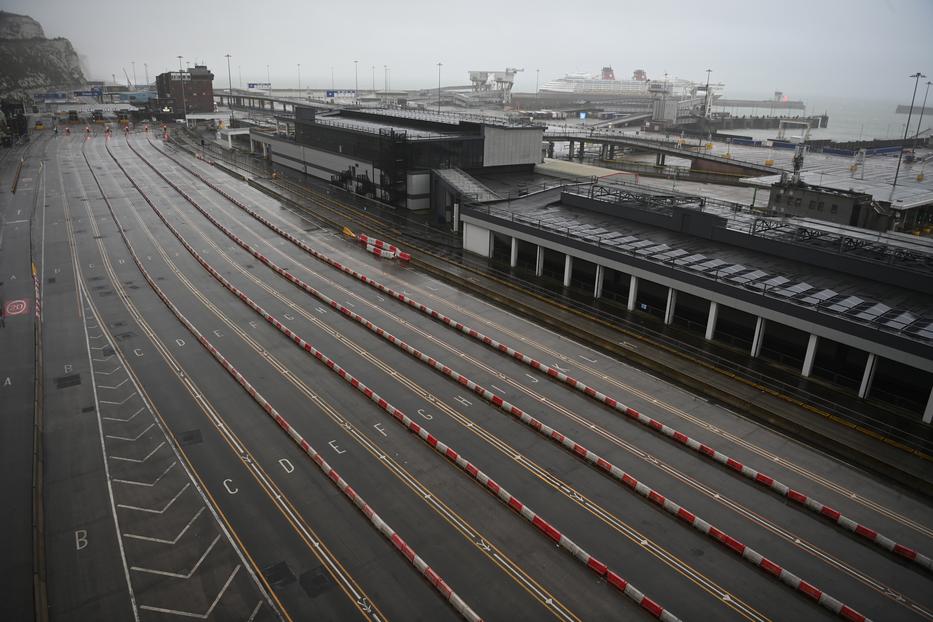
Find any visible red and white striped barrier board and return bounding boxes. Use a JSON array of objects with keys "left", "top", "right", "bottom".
[{"left": 358, "top": 233, "right": 410, "bottom": 261}]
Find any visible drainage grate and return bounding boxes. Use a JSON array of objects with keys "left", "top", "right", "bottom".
[
  {"left": 47, "top": 277, "right": 56, "bottom": 284},
  {"left": 299, "top": 567, "right": 332, "bottom": 599},
  {"left": 178, "top": 429, "right": 202, "bottom": 446},
  {"left": 114, "top": 331, "right": 135, "bottom": 341},
  {"left": 55, "top": 374, "right": 82, "bottom": 389},
  {"left": 81, "top": 406, "right": 95, "bottom": 413},
  {"left": 110, "top": 321, "right": 126, "bottom": 328},
  {"left": 263, "top": 561, "right": 296, "bottom": 588}
]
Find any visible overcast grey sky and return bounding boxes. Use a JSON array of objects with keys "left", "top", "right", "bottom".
[{"left": 5, "top": 0, "right": 932, "bottom": 100}]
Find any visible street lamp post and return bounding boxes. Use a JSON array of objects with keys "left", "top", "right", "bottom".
[
  {"left": 704, "top": 68, "right": 712, "bottom": 119},
  {"left": 892, "top": 72, "right": 927, "bottom": 200},
  {"left": 225, "top": 54, "right": 232, "bottom": 96},
  {"left": 177, "top": 55, "right": 187, "bottom": 117},
  {"left": 913, "top": 80, "right": 932, "bottom": 142},
  {"left": 437, "top": 62, "right": 442, "bottom": 113},
  {"left": 354, "top": 60, "right": 359, "bottom": 104}
]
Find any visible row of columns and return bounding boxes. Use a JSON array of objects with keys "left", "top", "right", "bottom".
[{"left": 508, "top": 234, "right": 930, "bottom": 421}]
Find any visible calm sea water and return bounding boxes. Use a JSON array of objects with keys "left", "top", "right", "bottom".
[{"left": 715, "top": 93, "right": 931, "bottom": 142}]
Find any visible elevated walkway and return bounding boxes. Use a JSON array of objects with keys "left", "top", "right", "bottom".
[{"left": 434, "top": 168, "right": 502, "bottom": 203}]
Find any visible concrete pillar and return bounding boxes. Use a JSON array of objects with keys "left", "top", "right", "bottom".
[
  {"left": 547, "top": 142, "right": 554, "bottom": 158},
  {"left": 705, "top": 301, "right": 719, "bottom": 340},
  {"left": 535, "top": 245, "right": 544, "bottom": 277},
  {"left": 858, "top": 353, "right": 877, "bottom": 399},
  {"left": 568, "top": 141, "right": 574, "bottom": 159},
  {"left": 593, "top": 265, "right": 604, "bottom": 299},
  {"left": 509, "top": 236, "right": 518, "bottom": 268},
  {"left": 923, "top": 386, "right": 933, "bottom": 424},
  {"left": 751, "top": 317, "right": 767, "bottom": 358},
  {"left": 227, "top": 134, "right": 233, "bottom": 149},
  {"left": 577, "top": 141, "right": 585, "bottom": 159},
  {"left": 563, "top": 254, "right": 573, "bottom": 288},
  {"left": 627, "top": 275, "right": 639, "bottom": 311},
  {"left": 664, "top": 288, "right": 677, "bottom": 325},
  {"left": 801, "top": 334, "right": 819, "bottom": 377},
  {"left": 609, "top": 145, "right": 615, "bottom": 159}
]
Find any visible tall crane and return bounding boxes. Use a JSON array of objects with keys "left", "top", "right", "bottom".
[{"left": 122, "top": 67, "right": 133, "bottom": 90}]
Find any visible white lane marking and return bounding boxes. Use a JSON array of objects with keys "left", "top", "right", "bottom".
[
  {"left": 109, "top": 441, "right": 165, "bottom": 463},
  {"left": 123, "top": 507, "right": 205, "bottom": 544},
  {"left": 118, "top": 483, "right": 190, "bottom": 514},
  {"left": 97, "top": 378, "right": 129, "bottom": 390},
  {"left": 76, "top": 287, "right": 140, "bottom": 620},
  {"left": 94, "top": 365, "right": 124, "bottom": 375},
  {"left": 525, "top": 374, "right": 539, "bottom": 383},
  {"left": 454, "top": 396, "right": 472, "bottom": 407},
  {"left": 113, "top": 461, "right": 177, "bottom": 487},
  {"left": 138, "top": 564, "right": 239, "bottom": 618},
  {"left": 578, "top": 354, "right": 597, "bottom": 363},
  {"left": 103, "top": 405, "right": 145, "bottom": 423},
  {"left": 247, "top": 601, "right": 263, "bottom": 622},
  {"left": 99, "top": 392, "right": 139, "bottom": 406},
  {"left": 490, "top": 385, "right": 506, "bottom": 394},
  {"left": 106, "top": 422, "right": 155, "bottom": 442},
  {"left": 131, "top": 534, "right": 221, "bottom": 578}
]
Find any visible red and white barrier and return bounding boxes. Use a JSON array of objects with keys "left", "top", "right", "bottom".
[
  {"left": 358, "top": 233, "right": 411, "bottom": 261},
  {"left": 96, "top": 140, "right": 483, "bottom": 622},
  {"left": 142, "top": 135, "right": 932, "bottom": 576},
  {"left": 124, "top": 137, "right": 681, "bottom": 622}
]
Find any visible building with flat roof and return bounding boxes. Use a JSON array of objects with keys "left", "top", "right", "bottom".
[
  {"left": 155, "top": 64, "right": 214, "bottom": 116},
  {"left": 250, "top": 107, "right": 543, "bottom": 210}
]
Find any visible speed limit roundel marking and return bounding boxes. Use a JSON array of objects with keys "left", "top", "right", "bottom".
[{"left": 5, "top": 299, "right": 28, "bottom": 316}]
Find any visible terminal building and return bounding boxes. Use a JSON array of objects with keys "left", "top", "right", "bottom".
[
  {"left": 249, "top": 107, "right": 542, "bottom": 211},
  {"left": 154, "top": 64, "right": 215, "bottom": 116},
  {"left": 459, "top": 179, "right": 933, "bottom": 423}
]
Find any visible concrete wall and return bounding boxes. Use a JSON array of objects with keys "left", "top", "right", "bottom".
[
  {"left": 406, "top": 172, "right": 430, "bottom": 211},
  {"left": 463, "top": 221, "right": 492, "bottom": 257},
  {"left": 251, "top": 131, "right": 381, "bottom": 184},
  {"left": 483, "top": 126, "right": 543, "bottom": 167}
]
